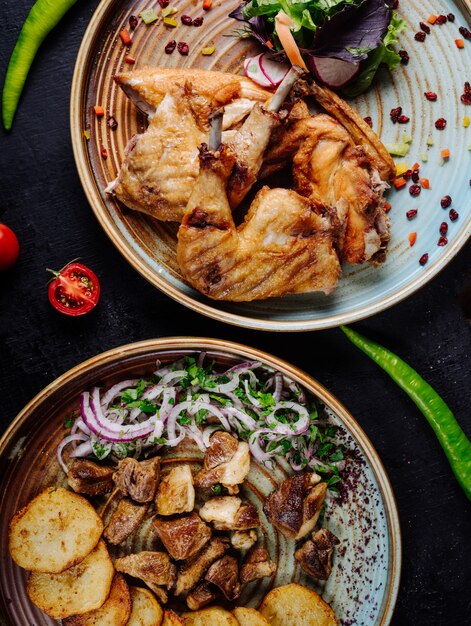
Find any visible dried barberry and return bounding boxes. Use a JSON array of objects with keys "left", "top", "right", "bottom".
[
  {"left": 406, "top": 209, "right": 418, "bottom": 220},
  {"left": 440, "top": 195, "right": 452, "bottom": 208},
  {"left": 424, "top": 91, "right": 437, "bottom": 101},
  {"left": 414, "top": 31, "right": 426, "bottom": 42},
  {"left": 158, "top": 0, "right": 170, "bottom": 7},
  {"left": 107, "top": 116, "right": 118, "bottom": 130},
  {"left": 390, "top": 106, "right": 402, "bottom": 123},
  {"left": 436, "top": 15, "right": 447, "bottom": 24},
  {"left": 129, "top": 15, "right": 138, "bottom": 29},
  {"left": 363, "top": 116, "right": 373, "bottom": 127},
  {"left": 409, "top": 184, "right": 421, "bottom": 197},
  {"left": 100, "top": 147, "right": 108, "bottom": 159},
  {"left": 439, "top": 222, "right": 448, "bottom": 235},
  {"left": 193, "top": 16, "right": 204, "bottom": 26},
  {"left": 398, "top": 115, "right": 410, "bottom": 123},
  {"left": 447, "top": 13, "right": 455, "bottom": 22},
  {"left": 449, "top": 209, "right": 459, "bottom": 221},
  {"left": 459, "top": 26, "right": 471, "bottom": 40},
  {"left": 399, "top": 50, "right": 409, "bottom": 64},
  {"left": 435, "top": 117, "right": 447, "bottom": 130},
  {"left": 178, "top": 41, "right": 189, "bottom": 55},
  {"left": 165, "top": 40, "right": 176, "bottom": 54},
  {"left": 404, "top": 169, "right": 412, "bottom": 181},
  {"left": 438, "top": 236, "right": 448, "bottom": 246},
  {"left": 411, "top": 170, "right": 420, "bottom": 183},
  {"left": 419, "top": 253, "right": 429, "bottom": 265},
  {"left": 419, "top": 22, "right": 430, "bottom": 33},
  {"left": 181, "top": 15, "right": 193, "bottom": 24},
  {"left": 461, "top": 82, "right": 471, "bottom": 104},
  {"left": 392, "top": 0, "right": 398, "bottom": 8}
]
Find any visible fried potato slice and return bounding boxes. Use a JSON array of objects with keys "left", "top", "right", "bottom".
[
  {"left": 259, "top": 583, "right": 337, "bottom": 626},
  {"left": 26, "top": 540, "right": 114, "bottom": 620},
  {"left": 63, "top": 573, "right": 130, "bottom": 626},
  {"left": 182, "top": 607, "right": 239, "bottom": 625},
  {"left": 232, "top": 607, "right": 271, "bottom": 625},
  {"left": 127, "top": 587, "right": 164, "bottom": 626},
  {"left": 9, "top": 487, "right": 103, "bottom": 573},
  {"left": 162, "top": 610, "right": 185, "bottom": 625}
]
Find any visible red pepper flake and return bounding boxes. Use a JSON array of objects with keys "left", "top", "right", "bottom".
[
  {"left": 363, "top": 116, "right": 373, "bottom": 127},
  {"left": 409, "top": 184, "right": 421, "bottom": 197},
  {"left": 439, "top": 222, "right": 448, "bottom": 235},
  {"left": 181, "top": 15, "right": 193, "bottom": 25},
  {"left": 399, "top": 50, "right": 409, "bottom": 64},
  {"left": 459, "top": 26, "right": 471, "bottom": 40},
  {"left": 437, "top": 236, "right": 448, "bottom": 246},
  {"left": 447, "top": 13, "right": 455, "bottom": 22},
  {"left": 397, "top": 115, "right": 410, "bottom": 123},
  {"left": 414, "top": 31, "right": 426, "bottom": 42},
  {"left": 390, "top": 106, "right": 402, "bottom": 123},
  {"left": 435, "top": 117, "right": 447, "bottom": 130},
  {"left": 449, "top": 209, "right": 459, "bottom": 221},
  {"left": 107, "top": 116, "right": 118, "bottom": 131},
  {"left": 125, "top": 55, "right": 136, "bottom": 64},
  {"left": 440, "top": 195, "right": 452, "bottom": 208},
  {"left": 100, "top": 147, "right": 108, "bottom": 159},
  {"left": 129, "top": 15, "right": 138, "bottom": 30},
  {"left": 177, "top": 41, "right": 189, "bottom": 56},
  {"left": 408, "top": 232, "right": 417, "bottom": 246},
  {"left": 193, "top": 16, "right": 204, "bottom": 26},
  {"left": 419, "top": 22, "right": 430, "bottom": 34},
  {"left": 406, "top": 209, "right": 418, "bottom": 220},
  {"left": 436, "top": 15, "right": 447, "bottom": 25},
  {"left": 424, "top": 91, "right": 437, "bottom": 101},
  {"left": 165, "top": 40, "right": 176, "bottom": 54},
  {"left": 461, "top": 81, "right": 471, "bottom": 104},
  {"left": 120, "top": 28, "right": 132, "bottom": 46},
  {"left": 419, "top": 253, "right": 429, "bottom": 265}
]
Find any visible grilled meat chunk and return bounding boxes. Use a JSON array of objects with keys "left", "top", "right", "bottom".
[
  {"left": 113, "top": 456, "right": 160, "bottom": 503},
  {"left": 240, "top": 546, "right": 276, "bottom": 584},
  {"left": 67, "top": 459, "right": 114, "bottom": 496},
  {"left": 231, "top": 529, "right": 257, "bottom": 551},
  {"left": 186, "top": 581, "right": 220, "bottom": 610},
  {"left": 115, "top": 551, "right": 176, "bottom": 603},
  {"left": 194, "top": 432, "right": 251, "bottom": 492},
  {"left": 156, "top": 465, "right": 195, "bottom": 516},
  {"left": 295, "top": 528, "right": 340, "bottom": 580},
  {"left": 199, "top": 497, "right": 260, "bottom": 531},
  {"left": 205, "top": 432, "right": 238, "bottom": 470},
  {"left": 175, "top": 536, "right": 230, "bottom": 596},
  {"left": 153, "top": 513, "right": 211, "bottom": 561},
  {"left": 205, "top": 556, "right": 241, "bottom": 601},
  {"left": 263, "top": 473, "right": 327, "bottom": 540},
  {"left": 103, "top": 497, "right": 149, "bottom": 545}
]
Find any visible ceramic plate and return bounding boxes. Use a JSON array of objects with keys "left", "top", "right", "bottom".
[
  {"left": 0, "top": 338, "right": 401, "bottom": 625},
  {"left": 71, "top": 0, "right": 471, "bottom": 331}
]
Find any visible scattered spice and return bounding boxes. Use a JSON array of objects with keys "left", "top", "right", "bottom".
[
  {"left": 165, "top": 40, "right": 176, "bottom": 54},
  {"left": 390, "top": 106, "right": 402, "bottom": 123},
  {"left": 435, "top": 117, "right": 447, "bottom": 130},
  {"left": 124, "top": 55, "right": 136, "bottom": 64},
  {"left": 129, "top": 15, "right": 138, "bottom": 30},
  {"left": 461, "top": 82, "right": 471, "bottom": 105},
  {"left": 408, "top": 232, "right": 417, "bottom": 246},
  {"left": 409, "top": 184, "right": 421, "bottom": 197},
  {"left": 193, "top": 16, "right": 204, "bottom": 26},
  {"left": 440, "top": 195, "right": 452, "bottom": 208},
  {"left": 437, "top": 236, "right": 448, "bottom": 246},
  {"left": 419, "top": 253, "right": 429, "bottom": 265},
  {"left": 399, "top": 50, "right": 409, "bottom": 64},
  {"left": 107, "top": 116, "right": 118, "bottom": 131},
  {"left": 439, "top": 222, "right": 448, "bottom": 236},
  {"left": 100, "top": 147, "right": 108, "bottom": 159},
  {"left": 459, "top": 26, "right": 471, "bottom": 40},
  {"left": 177, "top": 41, "right": 189, "bottom": 55},
  {"left": 93, "top": 105, "right": 104, "bottom": 117},
  {"left": 119, "top": 28, "right": 132, "bottom": 46},
  {"left": 419, "top": 22, "right": 430, "bottom": 34},
  {"left": 181, "top": 14, "right": 193, "bottom": 25},
  {"left": 406, "top": 209, "right": 418, "bottom": 220},
  {"left": 455, "top": 39, "right": 465, "bottom": 49},
  {"left": 449, "top": 209, "right": 459, "bottom": 221},
  {"left": 424, "top": 91, "right": 437, "bottom": 101},
  {"left": 414, "top": 31, "right": 426, "bottom": 42}
]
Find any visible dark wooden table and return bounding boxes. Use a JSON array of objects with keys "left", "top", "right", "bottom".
[{"left": 1, "top": 1, "right": 470, "bottom": 624}]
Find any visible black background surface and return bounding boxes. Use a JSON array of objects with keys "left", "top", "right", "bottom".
[{"left": 1, "top": 1, "right": 470, "bottom": 624}]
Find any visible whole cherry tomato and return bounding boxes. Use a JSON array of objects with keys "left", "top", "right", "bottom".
[
  {"left": 0, "top": 223, "right": 20, "bottom": 271},
  {"left": 47, "top": 261, "right": 100, "bottom": 316}
]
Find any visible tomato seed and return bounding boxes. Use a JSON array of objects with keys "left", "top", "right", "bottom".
[{"left": 440, "top": 195, "right": 452, "bottom": 208}]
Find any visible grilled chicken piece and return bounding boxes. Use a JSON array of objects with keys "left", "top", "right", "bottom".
[
  {"left": 199, "top": 497, "right": 260, "bottom": 531},
  {"left": 103, "top": 497, "right": 149, "bottom": 545},
  {"left": 186, "top": 581, "right": 220, "bottom": 610},
  {"left": 156, "top": 465, "right": 195, "bottom": 516},
  {"left": 240, "top": 546, "right": 276, "bottom": 584},
  {"left": 175, "top": 536, "right": 230, "bottom": 596},
  {"left": 67, "top": 459, "right": 114, "bottom": 496},
  {"left": 205, "top": 556, "right": 241, "bottom": 601},
  {"left": 177, "top": 142, "right": 341, "bottom": 300},
  {"left": 295, "top": 528, "right": 340, "bottom": 580},
  {"left": 263, "top": 473, "right": 327, "bottom": 540},
  {"left": 153, "top": 513, "right": 211, "bottom": 561},
  {"left": 231, "top": 529, "right": 258, "bottom": 551},
  {"left": 194, "top": 432, "right": 251, "bottom": 491},
  {"left": 115, "top": 551, "right": 176, "bottom": 603},
  {"left": 113, "top": 457, "right": 160, "bottom": 503}
]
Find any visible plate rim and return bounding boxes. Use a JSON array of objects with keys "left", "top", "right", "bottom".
[
  {"left": 0, "top": 336, "right": 402, "bottom": 625},
  {"left": 70, "top": 0, "right": 471, "bottom": 332}
]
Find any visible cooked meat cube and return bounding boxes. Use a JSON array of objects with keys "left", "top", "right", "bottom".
[
  {"left": 115, "top": 551, "right": 176, "bottom": 603},
  {"left": 231, "top": 529, "right": 257, "bottom": 551},
  {"left": 295, "top": 528, "right": 340, "bottom": 580},
  {"left": 103, "top": 498, "right": 149, "bottom": 545},
  {"left": 205, "top": 555, "right": 241, "bottom": 601},
  {"left": 186, "top": 581, "right": 220, "bottom": 610},
  {"left": 156, "top": 465, "right": 195, "bottom": 516},
  {"left": 113, "top": 457, "right": 161, "bottom": 503},
  {"left": 199, "top": 496, "right": 260, "bottom": 531},
  {"left": 175, "top": 536, "right": 230, "bottom": 596},
  {"left": 263, "top": 473, "right": 326, "bottom": 540},
  {"left": 240, "top": 546, "right": 276, "bottom": 584},
  {"left": 153, "top": 513, "right": 211, "bottom": 561},
  {"left": 67, "top": 459, "right": 114, "bottom": 496},
  {"left": 194, "top": 435, "right": 250, "bottom": 493}
]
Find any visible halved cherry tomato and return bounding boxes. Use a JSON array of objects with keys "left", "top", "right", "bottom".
[
  {"left": 47, "top": 261, "right": 100, "bottom": 316},
  {"left": 0, "top": 223, "right": 20, "bottom": 271}
]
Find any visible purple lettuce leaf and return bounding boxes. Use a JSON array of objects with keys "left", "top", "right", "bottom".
[{"left": 229, "top": 3, "right": 275, "bottom": 49}]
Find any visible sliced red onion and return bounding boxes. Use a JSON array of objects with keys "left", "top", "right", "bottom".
[
  {"left": 202, "top": 425, "right": 222, "bottom": 447},
  {"left": 101, "top": 379, "right": 140, "bottom": 407},
  {"left": 222, "top": 406, "right": 257, "bottom": 431},
  {"left": 248, "top": 432, "right": 273, "bottom": 466},
  {"left": 56, "top": 433, "right": 89, "bottom": 473},
  {"left": 265, "top": 401, "right": 310, "bottom": 436},
  {"left": 190, "top": 401, "right": 231, "bottom": 431},
  {"left": 166, "top": 401, "right": 193, "bottom": 440},
  {"left": 69, "top": 440, "right": 94, "bottom": 459},
  {"left": 273, "top": 373, "right": 283, "bottom": 402},
  {"left": 243, "top": 379, "right": 261, "bottom": 407},
  {"left": 160, "top": 370, "right": 187, "bottom": 385}
]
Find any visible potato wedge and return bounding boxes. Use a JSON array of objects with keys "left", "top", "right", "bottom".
[
  {"left": 162, "top": 610, "right": 185, "bottom": 625},
  {"left": 63, "top": 573, "right": 130, "bottom": 626},
  {"left": 182, "top": 607, "right": 239, "bottom": 625},
  {"left": 26, "top": 540, "right": 114, "bottom": 620},
  {"left": 9, "top": 487, "right": 103, "bottom": 573},
  {"left": 232, "top": 607, "right": 271, "bottom": 625},
  {"left": 259, "top": 583, "right": 337, "bottom": 626},
  {"left": 127, "top": 587, "right": 164, "bottom": 626}
]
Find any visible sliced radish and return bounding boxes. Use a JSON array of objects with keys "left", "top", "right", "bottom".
[
  {"left": 307, "top": 55, "right": 360, "bottom": 89},
  {"left": 259, "top": 53, "right": 290, "bottom": 87},
  {"left": 244, "top": 53, "right": 275, "bottom": 88}
]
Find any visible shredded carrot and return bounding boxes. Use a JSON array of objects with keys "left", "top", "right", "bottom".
[
  {"left": 384, "top": 202, "right": 392, "bottom": 213},
  {"left": 409, "top": 232, "right": 417, "bottom": 247},
  {"left": 440, "top": 148, "right": 450, "bottom": 159},
  {"left": 202, "top": 0, "right": 212, "bottom": 9},
  {"left": 411, "top": 162, "right": 420, "bottom": 171},
  {"left": 420, "top": 178, "right": 430, "bottom": 188},
  {"left": 394, "top": 177, "right": 407, "bottom": 189},
  {"left": 427, "top": 14, "right": 438, "bottom": 24},
  {"left": 93, "top": 105, "right": 104, "bottom": 117},
  {"left": 119, "top": 28, "right": 132, "bottom": 46},
  {"left": 275, "top": 11, "right": 308, "bottom": 72},
  {"left": 455, "top": 39, "right": 465, "bottom": 49}
]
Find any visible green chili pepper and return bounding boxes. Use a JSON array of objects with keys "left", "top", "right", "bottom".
[
  {"left": 2, "top": 0, "right": 79, "bottom": 131},
  {"left": 341, "top": 325, "right": 471, "bottom": 501}
]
